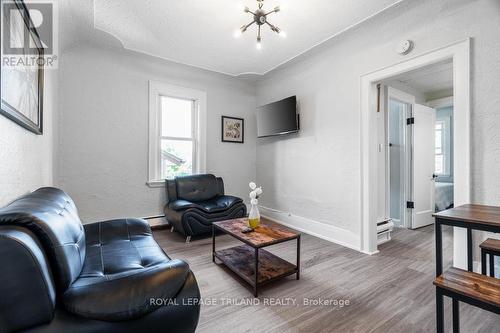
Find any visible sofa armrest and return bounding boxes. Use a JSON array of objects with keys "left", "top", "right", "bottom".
[
  {"left": 165, "top": 179, "right": 178, "bottom": 204},
  {"left": 0, "top": 226, "right": 56, "bottom": 332},
  {"left": 215, "top": 195, "right": 243, "bottom": 209}
]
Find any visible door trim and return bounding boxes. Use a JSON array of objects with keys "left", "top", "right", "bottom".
[{"left": 360, "top": 38, "right": 470, "bottom": 261}]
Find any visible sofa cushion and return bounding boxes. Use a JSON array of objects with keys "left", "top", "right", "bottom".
[
  {"left": 170, "top": 195, "right": 243, "bottom": 213},
  {"left": 175, "top": 174, "right": 220, "bottom": 202},
  {"left": 62, "top": 218, "right": 191, "bottom": 322},
  {"left": 0, "top": 187, "right": 85, "bottom": 291}
]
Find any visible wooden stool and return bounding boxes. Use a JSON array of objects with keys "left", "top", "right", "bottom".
[
  {"left": 434, "top": 267, "right": 500, "bottom": 333},
  {"left": 480, "top": 238, "right": 500, "bottom": 277}
]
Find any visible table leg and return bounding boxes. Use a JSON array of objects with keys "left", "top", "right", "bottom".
[
  {"left": 254, "top": 248, "right": 259, "bottom": 297},
  {"left": 467, "top": 228, "right": 473, "bottom": 272},
  {"left": 481, "top": 249, "right": 487, "bottom": 275},
  {"left": 436, "top": 220, "right": 443, "bottom": 277},
  {"left": 212, "top": 226, "right": 216, "bottom": 263},
  {"left": 296, "top": 235, "right": 301, "bottom": 280},
  {"left": 452, "top": 299, "right": 460, "bottom": 333},
  {"left": 436, "top": 288, "right": 444, "bottom": 333},
  {"left": 489, "top": 253, "right": 495, "bottom": 277}
]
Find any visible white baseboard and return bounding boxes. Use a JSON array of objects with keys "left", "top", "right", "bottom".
[{"left": 259, "top": 206, "right": 361, "bottom": 252}]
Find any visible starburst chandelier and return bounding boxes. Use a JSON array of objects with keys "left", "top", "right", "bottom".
[{"left": 234, "top": 0, "right": 286, "bottom": 50}]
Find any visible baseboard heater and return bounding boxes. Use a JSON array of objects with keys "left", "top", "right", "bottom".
[{"left": 377, "top": 219, "right": 394, "bottom": 245}]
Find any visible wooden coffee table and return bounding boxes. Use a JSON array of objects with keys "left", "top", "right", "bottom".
[{"left": 212, "top": 218, "right": 300, "bottom": 297}]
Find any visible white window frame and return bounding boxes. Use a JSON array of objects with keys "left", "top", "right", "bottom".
[
  {"left": 147, "top": 81, "right": 206, "bottom": 187},
  {"left": 161, "top": 96, "right": 197, "bottom": 178}
]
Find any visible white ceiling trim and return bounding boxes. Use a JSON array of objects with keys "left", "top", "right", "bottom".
[{"left": 91, "top": 0, "right": 240, "bottom": 78}]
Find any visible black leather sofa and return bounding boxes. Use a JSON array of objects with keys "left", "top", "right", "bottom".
[
  {"left": 0, "top": 187, "right": 200, "bottom": 333},
  {"left": 164, "top": 174, "right": 247, "bottom": 242}
]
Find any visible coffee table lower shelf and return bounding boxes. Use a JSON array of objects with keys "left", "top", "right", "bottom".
[{"left": 214, "top": 244, "right": 298, "bottom": 296}]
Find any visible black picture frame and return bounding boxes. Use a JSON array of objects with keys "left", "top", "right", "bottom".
[
  {"left": 221, "top": 116, "right": 244, "bottom": 144},
  {"left": 0, "top": 0, "right": 44, "bottom": 135}
]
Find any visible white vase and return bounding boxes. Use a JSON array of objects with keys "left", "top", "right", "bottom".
[{"left": 248, "top": 203, "right": 260, "bottom": 229}]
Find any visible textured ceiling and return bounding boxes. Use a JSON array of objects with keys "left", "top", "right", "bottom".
[
  {"left": 93, "top": 0, "right": 404, "bottom": 76},
  {"left": 388, "top": 60, "right": 453, "bottom": 95}
]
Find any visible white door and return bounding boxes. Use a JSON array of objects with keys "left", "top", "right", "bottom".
[{"left": 411, "top": 104, "right": 436, "bottom": 229}]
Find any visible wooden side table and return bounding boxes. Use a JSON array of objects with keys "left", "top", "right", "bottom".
[{"left": 212, "top": 218, "right": 300, "bottom": 297}]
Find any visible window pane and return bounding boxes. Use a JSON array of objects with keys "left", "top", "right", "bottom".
[
  {"left": 435, "top": 125, "right": 443, "bottom": 156},
  {"left": 435, "top": 130, "right": 442, "bottom": 148},
  {"left": 161, "top": 140, "right": 193, "bottom": 179},
  {"left": 161, "top": 96, "right": 192, "bottom": 138},
  {"left": 435, "top": 155, "right": 444, "bottom": 174}
]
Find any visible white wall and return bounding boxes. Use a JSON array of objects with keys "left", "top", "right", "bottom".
[
  {"left": 385, "top": 80, "right": 426, "bottom": 104},
  {"left": 0, "top": 69, "right": 57, "bottom": 206},
  {"left": 58, "top": 44, "right": 256, "bottom": 222},
  {"left": 255, "top": 0, "right": 500, "bottom": 250}
]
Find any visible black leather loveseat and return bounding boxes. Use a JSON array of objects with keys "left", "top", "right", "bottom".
[
  {"left": 164, "top": 174, "right": 247, "bottom": 242},
  {"left": 0, "top": 187, "right": 200, "bottom": 333}
]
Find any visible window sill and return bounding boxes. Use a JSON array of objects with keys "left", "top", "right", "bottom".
[{"left": 146, "top": 180, "right": 165, "bottom": 188}]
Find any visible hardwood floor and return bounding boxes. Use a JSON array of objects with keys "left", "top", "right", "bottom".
[{"left": 153, "top": 224, "right": 499, "bottom": 332}]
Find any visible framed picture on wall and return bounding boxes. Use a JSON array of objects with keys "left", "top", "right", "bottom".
[
  {"left": 0, "top": 0, "right": 44, "bottom": 134},
  {"left": 221, "top": 116, "right": 244, "bottom": 143}
]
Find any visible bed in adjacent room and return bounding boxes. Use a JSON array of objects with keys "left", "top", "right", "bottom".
[{"left": 435, "top": 182, "right": 454, "bottom": 212}]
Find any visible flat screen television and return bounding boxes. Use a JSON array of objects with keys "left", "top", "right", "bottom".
[{"left": 256, "top": 96, "right": 299, "bottom": 138}]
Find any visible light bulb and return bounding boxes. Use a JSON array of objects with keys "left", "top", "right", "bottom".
[
  {"left": 256, "top": 41, "right": 262, "bottom": 50},
  {"left": 279, "top": 30, "right": 287, "bottom": 38},
  {"left": 234, "top": 29, "right": 242, "bottom": 38},
  {"left": 280, "top": 2, "right": 288, "bottom": 11}
]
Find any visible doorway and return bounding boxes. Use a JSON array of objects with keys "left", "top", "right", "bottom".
[
  {"left": 387, "top": 88, "right": 413, "bottom": 229},
  {"left": 360, "top": 39, "right": 470, "bottom": 263},
  {"left": 383, "top": 60, "right": 454, "bottom": 232}
]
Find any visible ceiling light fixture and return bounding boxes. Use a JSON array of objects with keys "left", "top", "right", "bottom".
[{"left": 234, "top": 0, "right": 286, "bottom": 50}]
